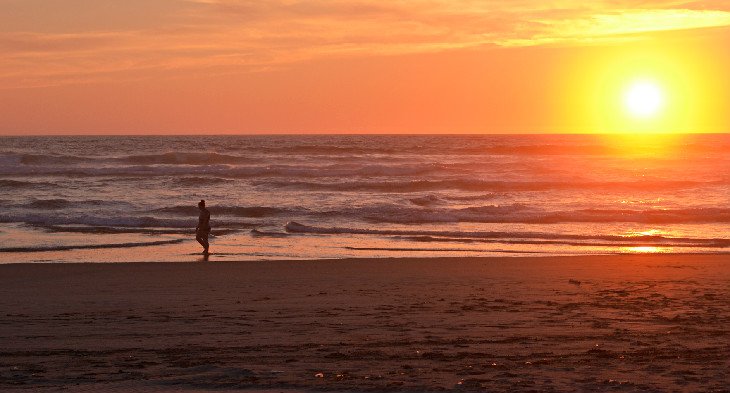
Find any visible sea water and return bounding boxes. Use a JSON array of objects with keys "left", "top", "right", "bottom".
[{"left": 1, "top": 134, "right": 728, "bottom": 262}]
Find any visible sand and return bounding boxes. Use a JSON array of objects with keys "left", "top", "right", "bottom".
[{"left": 0, "top": 255, "right": 728, "bottom": 392}]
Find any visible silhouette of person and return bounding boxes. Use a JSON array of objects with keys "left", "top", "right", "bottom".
[{"left": 196, "top": 200, "right": 211, "bottom": 254}]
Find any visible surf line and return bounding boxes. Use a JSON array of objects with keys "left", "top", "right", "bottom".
[{"left": 0, "top": 239, "right": 185, "bottom": 253}]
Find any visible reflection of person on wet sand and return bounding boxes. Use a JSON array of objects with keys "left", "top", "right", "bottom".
[{"left": 196, "top": 200, "right": 211, "bottom": 254}]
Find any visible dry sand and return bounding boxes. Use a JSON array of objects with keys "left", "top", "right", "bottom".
[{"left": 0, "top": 255, "right": 728, "bottom": 392}]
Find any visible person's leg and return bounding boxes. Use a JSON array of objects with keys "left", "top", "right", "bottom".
[{"left": 201, "top": 233, "right": 210, "bottom": 253}]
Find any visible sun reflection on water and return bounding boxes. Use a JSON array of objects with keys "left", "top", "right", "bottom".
[
  {"left": 621, "top": 246, "right": 668, "bottom": 253},
  {"left": 623, "top": 229, "right": 663, "bottom": 237}
]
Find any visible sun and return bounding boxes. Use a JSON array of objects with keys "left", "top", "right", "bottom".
[
  {"left": 624, "top": 81, "right": 664, "bottom": 118},
  {"left": 566, "top": 44, "right": 720, "bottom": 134}
]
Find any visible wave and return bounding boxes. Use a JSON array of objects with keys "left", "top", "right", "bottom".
[
  {"left": 154, "top": 205, "right": 291, "bottom": 217},
  {"left": 0, "top": 179, "right": 53, "bottom": 188},
  {"left": 409, "top": 195, "right": 443, "bottom": 206},
  {"left": 285, "top": 222, "right": 730, "bottom": 248},
  {"left": 0, "top": 214, "right": 194, "bottom": 228},
  {"left": 343, "top": 204, "right": 730, "bottom": 225},
  {"left": 344, "top": 246, "right": 557, "bottom": 254},
  {"left": 8, "top": 203, "right": 729, "bottom": 229},
  {"left": 441, "top": 193, "right": 503, "bottom": 202},
  {"left": 243, "top": 144, "right": 402, "bottom": 156},
  {"left": 255, "top": 179, "right": 710, "bottom": 193},
  {"left": 28, "top": 224, "right": 240, "bottom": 236},
  {"left": 251, "top": 228, "right": 290, "bottom": 237},
  {"left": 461, "top": 144, "right": 622, "bottom": 156},
  {"left": 119, "top": 152, "right": 254, "bottom": 165},
  {"left": 4, "top": 152, "right": 254, "bottom": 166},
  {"left": 536, "top": 208, "right": 730, "bottom": 225},
  {"left": 175, "top": 176, "right": 235, "bottom": 186},
  {"left": 4, "top": 149, "right": 460, "bottom": 176},
  {"left": 1, "top": 212, "right": 264, "bottom": 233},
  {"left": 222, "top": 138, "right": 730, "bottom": 157},
  {"left": 0, "top": 239, "right": 185, "bottom": 253},
  {"left": 15, "top": 153, "right": 91, "bottom": 165},
  {"left": 409, "top": 193, "right": 503, "bottom": 206},
  {"left": 18, "top": 199, "right": 133, "bottom": 210},
  {"left": 220, "top": 163, "right": 443, "bottom": 178},
  {"left": 0, "top": 159, "right": 456, "bottom": 179},
  {"left": 458, "top": 142, "right": 722, "bottom": 156},
  {"left": 210, "top": 139, "right": 730, "bottom": 157}
]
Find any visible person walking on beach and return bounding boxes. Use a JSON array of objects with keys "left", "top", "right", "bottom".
[{"left": 196, "top": 200, "right": 211, "bottom": 254}]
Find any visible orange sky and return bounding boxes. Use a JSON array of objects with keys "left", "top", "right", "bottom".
[{"left": 1, "top": 0, "right": 729, "bottom": 134}]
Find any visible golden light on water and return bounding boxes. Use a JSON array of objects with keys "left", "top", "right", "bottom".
[
  {"left": 624, "top": 229, "right": 663, "bottom": 237},
  {"left": 621, "top": 231, "right": 669, "bottom": 254},
  {"left": 622, "top": 246, "right": 667, "bottom": 253}
]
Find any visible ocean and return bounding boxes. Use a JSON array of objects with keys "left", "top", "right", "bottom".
[{"left": 1, "top": 134, "right": 728, "bottom": 263}]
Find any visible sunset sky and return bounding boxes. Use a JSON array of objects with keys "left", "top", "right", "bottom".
[{"left": 1, "top": 0, "right": 729, "bottom": 134}]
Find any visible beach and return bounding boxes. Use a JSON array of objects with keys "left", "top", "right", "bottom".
[
  {"left": 4, "top": 0, "right": 730, "bottom": 391},
  {"left": 1, "top": 255, "right": 728, "bottom": 392}
]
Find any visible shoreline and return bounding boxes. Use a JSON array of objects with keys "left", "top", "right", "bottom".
[{"left": 2, "top": 252, "right": 730, "bottom": 266}]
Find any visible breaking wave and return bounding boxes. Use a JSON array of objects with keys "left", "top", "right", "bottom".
[
  {"left": 18, "top": 199, "right": 133, "bottom": 210},
  {"left": 0, "top": 214, "right": 194, "bottom": 228},
  {"left": 348, "top": 205, "right": 730, "bottom": 224},
  {"left": 154, "top": 205, "right": 292, "bottom": 217},
  {"left": 285, "top": 222, "right": 730, "bottom": 248},
  {"left": 0, "top": 239, "right": 185, "bottom": 253},
  {"left": 0, "top": 179, "right": 53, "bottom": 188},
  {"left": 175, "top": 176, "right": 235, "bottom": 186}
]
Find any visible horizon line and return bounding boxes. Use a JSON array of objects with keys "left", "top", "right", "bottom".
[{"left": 1, "top": 132, "right": 729, "bottom": 137}]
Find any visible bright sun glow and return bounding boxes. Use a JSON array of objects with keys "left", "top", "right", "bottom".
[{"left": 625, "top": 81, "right": 664, "bottom": 118}]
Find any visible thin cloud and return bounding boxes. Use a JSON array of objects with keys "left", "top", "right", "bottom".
[
  {"left": 0, "top": 32, "right": 124, "bottom": 54},
  {"left": 3, "top": 0, "right": 730, "bottom": 88},
  {"left": 501, "top": 8, "right": 730, "bottom": 46}
]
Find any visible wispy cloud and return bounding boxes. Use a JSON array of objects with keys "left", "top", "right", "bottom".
[
  {"left": 500, "top": 8, "right": 730, "bottom": 46},
  {"left": 2, "top": 0, "right": 730, "bottom": 88}
]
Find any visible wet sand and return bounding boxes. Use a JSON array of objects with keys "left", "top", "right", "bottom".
[{"left": 0, "top": 255, "right": 728, "bottom": 392}]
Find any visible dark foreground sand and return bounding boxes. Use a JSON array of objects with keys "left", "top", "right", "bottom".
[{"left": 0, "top": 255, "right": 728, "bottom": 392}]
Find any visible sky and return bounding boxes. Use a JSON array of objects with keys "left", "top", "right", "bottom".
[{"left": 1, "top": 0, "right": 729, "bottom": 134}]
